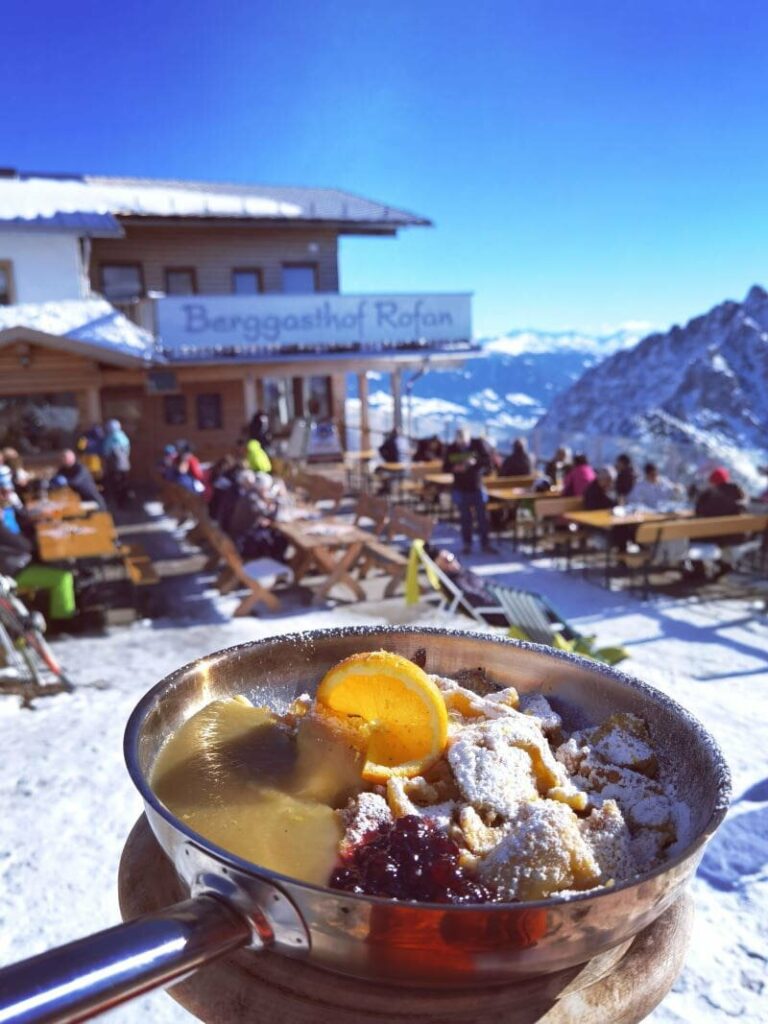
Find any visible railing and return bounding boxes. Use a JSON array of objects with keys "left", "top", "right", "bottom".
[{"left": 344, "top": 401, "right": 763, "bottom": 491}]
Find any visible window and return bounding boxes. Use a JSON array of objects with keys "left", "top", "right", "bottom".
[
  {"left": 100, "top": 264, "right": 143, "bottom": 302},
  {"left": 232, "top": 268, "right": 263, "bottom": 294},
  {"left": 163, "top": 394, "right": 187, "bottom": 426},
  {"left": 281, "top": 264, "right": 317, "bottom": 294},
  {"left": 164, "top": 268, "right": 197, "bottom": 296},
  {"left": 0, "top": 261, "right": 14, "bottom": 304},
  {"left": 263, "top": 377, "right": 295, "bottom": 430},
  {"left": 196, "top": 393, "right": 222, "bottom": 430},
  {"left": 304, "top": 376, "right": 331, "bottom": 419},
  {"left": 0, "top": 393, "right": 78, "bottom": 452}
]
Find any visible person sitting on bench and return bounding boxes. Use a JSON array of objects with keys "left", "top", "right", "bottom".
[
  {"left": 51, "top": 450, "right": 106, "bottom": 509},
  {"left": 0, "top": 481, "right": 76, "bottom": 623},
  {"left": 227, "top": 471, "right": 288, "bottom": 562}
]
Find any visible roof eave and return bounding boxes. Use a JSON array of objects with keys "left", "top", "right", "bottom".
[
  {"left": 0, "top": 326, "right": 157, "bottom": 368},
  {"left": 113, "top": 214, "right": 432, "bottom": 233}
]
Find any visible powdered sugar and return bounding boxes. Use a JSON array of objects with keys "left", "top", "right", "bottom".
[
  {"left": 340, "top": 792, "right": 392, "bottom": 849},
  {"left": 478, "top": 800, "right": 600, "bottom": 901},
  {"left": 449, "top": 724, "right": 539, "bottom": 817}
]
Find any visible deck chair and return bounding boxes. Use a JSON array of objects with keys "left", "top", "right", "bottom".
[
  {"left": 413, "top": 549, "right": 627, "bottom": 663},
  {"left": 485, "top": 583, "right": 581, "bottom": 644},
  {"left": 411, "top": 546, "right": 581, "bottom": 641},
  {"left": 411, "top": 544, "right": 506, "bottom": 623},
  {"left": 485, "top": 583, "right": 627, "bottom": 663}
]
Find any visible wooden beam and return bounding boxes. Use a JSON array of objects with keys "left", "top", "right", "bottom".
[
  {"left": 391, "top": 368, "right": 403, "bottom": 431},
  {"left": 357, "top": 372, "right": 371, "bottom": 451},
  {"left": 243, "top": 371, "right": 257, "bottom": 422},
  {"left": 85, "top": 386, "right": 102, "bottom": 424}
]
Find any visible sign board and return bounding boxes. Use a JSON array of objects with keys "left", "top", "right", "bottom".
[
  {"left": 156, "top": 293, "right": 472, "bottom": 355},
  {"left": 284, "top": 419, "right": 344, "bottom": 462}
]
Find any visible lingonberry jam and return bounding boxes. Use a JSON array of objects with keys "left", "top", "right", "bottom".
[{"left": 330, "top": 815, "right": 492, "bottom": 903}]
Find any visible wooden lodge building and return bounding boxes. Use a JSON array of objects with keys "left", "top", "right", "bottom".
[{"left": 0, "top": 170, "right": 475, "bottom": 474}]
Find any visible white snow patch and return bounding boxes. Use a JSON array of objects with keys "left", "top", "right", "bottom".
[
  {"left": 0, "top": 176, "right": 302, "bottom": 222},
  {"left": 504, "top": 392, "right": 539, "bottom": 406},
  {"left": 483, "top": 327, "right": 644, "bottom": 358},
  {"left": 469, "top": 388, "right": 503, "bottom": 412},
  {"left": 0, "top": 299, "right": 156, "bottom": 359}
]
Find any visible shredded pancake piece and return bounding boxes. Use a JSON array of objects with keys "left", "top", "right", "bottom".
[{"left": 478, "top": 800, "right": 601, "bottom": 901}]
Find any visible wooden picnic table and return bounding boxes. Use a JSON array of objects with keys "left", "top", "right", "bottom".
[
  {"left": 485, "top": 485, "right": 562, "bottom": 503},
  {"left": 562, "top": 507, "right": 693, "bottom": 585},
  {"left": 274, "top": 519, "right": 371, "bottom": 603},
  {"left": 423, "top": 474, "right": 542, "bottom": 493},
  {"left": 26, "top": 494, "right": 101, "bottom": 521},
  {"left": 344, "top": 449, "right": 376, "bottom": 462},
  {"left": 423, "top": 472, "right": 453, "bottom": 489},
  {"left": 563, "top": 508, "right": 693, "bottom": 531},
  {"left": 35, "top": 511, "right": 119, "bottom": 562}
]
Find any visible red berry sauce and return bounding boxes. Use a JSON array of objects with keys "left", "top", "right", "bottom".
[{"left": 330, "top": 815, "right": 492, "bottom": 903}]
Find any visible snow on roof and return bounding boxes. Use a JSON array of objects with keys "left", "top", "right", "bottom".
[
  {"left": 0, "top": 173, "right": 431, "bottom": 228},
  {"left": 0, "top": 299, "right": 157, "bottom": 363}
]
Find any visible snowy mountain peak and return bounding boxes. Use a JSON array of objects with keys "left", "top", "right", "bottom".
[{"left": 536, "top": 285, "right": 768, "bottom": 482}]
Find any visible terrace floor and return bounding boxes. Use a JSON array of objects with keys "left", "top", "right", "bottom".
[{"left": 1, "top": 499, "right": 766, "bottom": 1022}]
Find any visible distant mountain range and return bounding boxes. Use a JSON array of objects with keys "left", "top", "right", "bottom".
[
  {"left": 347, "top": 287, "right": 767, "bottom": 487},
  {"left": 536, "top": 285, "right": 768, "bottom": 483},
  {"left": 362, "top": 326, "right": 646, "bottom": 433}
]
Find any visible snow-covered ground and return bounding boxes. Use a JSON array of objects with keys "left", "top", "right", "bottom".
[{"left": 1, "top": 548, "right": 766, "bottom": 1022}]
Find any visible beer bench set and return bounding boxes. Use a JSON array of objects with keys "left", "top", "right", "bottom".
[
  {"left": 29, "top": 489, "right": 161, "bottom": 611},
  {"left": 160, "top": 481, "right": 436, "bottom": 615},
  {"left": 617, "top": 513, "right": 768, "bottom": 599}
]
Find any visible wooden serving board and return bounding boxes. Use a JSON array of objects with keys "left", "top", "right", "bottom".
[{"left": 119, "top": 816, "right": 693, "bottom": 1024}]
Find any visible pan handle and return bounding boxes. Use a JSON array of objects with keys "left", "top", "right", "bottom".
[{"left": 0, "top": 895, "right": 253, "bottom": 1024}]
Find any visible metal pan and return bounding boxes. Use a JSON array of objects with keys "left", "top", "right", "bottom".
[{"left": 0, "top": 626, "right": 730, "bottom": 1023}]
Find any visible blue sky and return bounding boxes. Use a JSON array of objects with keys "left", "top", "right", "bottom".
[{"left": 4, "top": 0, "right": 768, "bottom": 337}]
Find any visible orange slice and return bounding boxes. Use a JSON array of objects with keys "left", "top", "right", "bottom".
[{"left": 316, "top": 651, "right": 449, "bottom": 782}]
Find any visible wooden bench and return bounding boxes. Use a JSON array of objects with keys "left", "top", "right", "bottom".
[
  {"left": 205, "top": 524, "right": 283, "bottom": 616},
  {"left": 291, "top": 472, "right": 345, "bottom": 512},
  {"left": 396, "top": 460, "right": 443, "bottom": 508},
  {"left": 531, "top": 495, "right": 584, "bottom": 556},
  {"left": 120, "top": 542, "right": 161, "bottom": 587},
  {"left": 386, "top": 506, "right": 435, "bottom": 545},
  {"left": 119, "top": 540, "right": 161, "bottom": 617},
  {"left": 359, "top": 507, "right": 435, "bottom": 597},
  {"left": 358, "top": 539, "right": 409, "bottom": 597},
  {"left": 352, "top": 493, "right": 389, "bottom": 535},
  {"left": 626, "top": 513, "right": 768, "bottom": 599}
]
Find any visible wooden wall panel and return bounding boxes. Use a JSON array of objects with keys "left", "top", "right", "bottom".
[
  {"left": 117, "top": 379, "right": 247, "bottom": 472},
  {"left": 0, "top": 344, "right": 101, "bottom": 393},
  {"left": 89, "top": 224, "right": 339, "bottom": 295}
]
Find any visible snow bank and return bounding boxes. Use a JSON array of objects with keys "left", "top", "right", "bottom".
[{"left": 1, "top": 555, "right": 766, "bottom": 1022}]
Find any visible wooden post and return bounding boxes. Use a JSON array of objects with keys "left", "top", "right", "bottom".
[
  {"left": 391, "top": 368, "right": 403, "bottom": 432},
  {"left": 357, "top": 372, "right": 370, "bottom": 451},
  {"left": 331, "top": 374, "right": 347, "bottom": 449},
  {"left": 85, "top": 386, "right": 102, "bottom": 425},
  {"left": 243, "top": 373, "right": 257, "bottom": 423}
]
